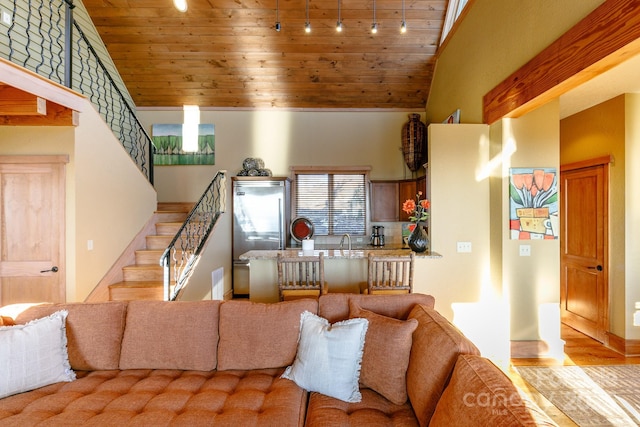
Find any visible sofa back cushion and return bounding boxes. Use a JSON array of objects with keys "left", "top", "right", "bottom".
[
  {"left": 430, "top": 355, "right": 557, "bottom": 426},
  {"left": 217, "top": 299, "right": 318, "bottom": 371},
  {"left": 119, "top": 300, "right": 220, "bottom": 371},
  {"left": 10, "top": 302, "right": 127, "bottom": 371},
  {"left": 318, "top": 292, "right": 435, "bottom": 323},
  {"left": 406, "top": 304, "right": 480, "bottom": 427}
]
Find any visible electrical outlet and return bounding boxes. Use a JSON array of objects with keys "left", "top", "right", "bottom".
[
  {"left": 457, "top": 241, "right": 472, "bottom": 253},
  {"left": 519, "top": 244, "right": 531, "bottom": 256},
  {"left": 87, "top": 240, "right": 94, "bottom": 251},
  {"left": 1, "top": 10, "right": 11, "bottom": 26}
]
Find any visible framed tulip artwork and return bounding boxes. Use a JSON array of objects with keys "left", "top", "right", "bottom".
[{"left": 509, "top": 167, "right": 558, "bottom": 240}]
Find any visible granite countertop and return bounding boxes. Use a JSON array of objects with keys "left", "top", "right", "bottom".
[{"left": 239, "top": 248, "right": 442, "bottom": 260}]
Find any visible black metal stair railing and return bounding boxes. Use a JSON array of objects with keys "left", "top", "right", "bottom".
[
  {"left": 160, "top": 171, "right": 227, "bottom": 301},
  {"left": 1, "top": 0, "right": 153, "bottom": 183}
]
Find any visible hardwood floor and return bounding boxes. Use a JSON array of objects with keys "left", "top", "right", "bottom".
[
  {"left": 512, "top": 323, "right": 640, "bottom": 367},
  {"left": 508, "top": 323, "right": 640, "bottom": 426}
]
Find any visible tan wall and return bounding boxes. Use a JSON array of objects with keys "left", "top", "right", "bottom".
[
  {"left": 0, "top": 99, "right": 157, "bottom": 302},
  {"left": 560, "top": 96, "right": 626, "bottom": 337},
  {"left": 422, "top": 124, "right": 491, "bottom": 319},
  {"left": 73, "top": 101, "right": 157, "bottom": 301},
  {"left": 426, "top": 0, "right": 602, "bottom": 124},
  {"left": 624, "top": 94, "right": 640, "bottom": 340},
  {"left": 500, "top": 102, "right": 560, "bottom": 342},
  {"left": 137, "top": 109, "right": 424, "bottom": 300}
]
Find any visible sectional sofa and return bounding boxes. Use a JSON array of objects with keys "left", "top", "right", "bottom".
[{"left": 0, "top": 293, "right": 555, "bottom": 426}]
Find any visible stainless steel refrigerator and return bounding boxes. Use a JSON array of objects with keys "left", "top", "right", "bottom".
[{"left": 232, "top": 177, "right": 291, "bottom": 296}]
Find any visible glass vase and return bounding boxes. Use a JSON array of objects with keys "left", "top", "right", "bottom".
[{"left": 408, "top": 223, "right": 429, "bottom": 253}]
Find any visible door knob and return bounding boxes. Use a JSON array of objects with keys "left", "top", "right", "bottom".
[
  {"left": 587, "top": 265, "right": 603, "bottom": 271},
  {"left": 40, "top": 266, "right": 59, "bottom": 273}
]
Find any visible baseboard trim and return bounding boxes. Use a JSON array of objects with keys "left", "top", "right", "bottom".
[{"left": 606, "top": 332, "right": 640, "bottom": 356}]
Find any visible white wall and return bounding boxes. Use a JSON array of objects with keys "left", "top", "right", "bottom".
[{"left": 137, "top": 109, "right": 423, "bottom": 299}]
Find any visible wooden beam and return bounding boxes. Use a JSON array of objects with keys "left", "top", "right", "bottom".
[
  {"left": 0, "top": 58, "right": 85, "bottom": 113},
  {"left": 483, "top": 0, "right": 640, "bottom": 124},
  {"left": 0, "top": 101, "right": 79, "bottom": 126},
  {"left": 0, "top": 85, "right": 47, "bottom": 115}
]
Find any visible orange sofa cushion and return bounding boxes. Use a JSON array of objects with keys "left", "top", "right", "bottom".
[
  {"left": 406, "top": 304, "right": 480, "bottom": 427},
  {"left": 0, "top": 368, "right": 307, "bottom": 426},
  {"left": 217, "top": 299, "right": 318, "bottom": 371},
  {"left": 349, "top": 301, "right": 418, "bottom": 405},
  {"left": 318, "top": 293, "right": 435, "bottom": 323},
  {"left": 430, "top": 355, "right": 557, "bottom": 426},
  {"left": 305, "top": 389, "right": 419, "bottom": 427},
  {"left": 12, "top": 302, "right": 127, "bottom": 371},
  {"left": 119, "top": 300, "right": 220, "bottom": 371}
]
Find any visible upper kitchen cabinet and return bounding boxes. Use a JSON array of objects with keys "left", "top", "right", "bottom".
[
  {"left": 370, "top": 180, "right": 399, "bottom": 222},
  {"left": 371, "top": 176, "right": 427, "bottom": 222}
]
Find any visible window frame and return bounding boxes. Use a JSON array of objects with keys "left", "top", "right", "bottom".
[{"left": 290, "top": 166, "right": 371, "bottom": 237}]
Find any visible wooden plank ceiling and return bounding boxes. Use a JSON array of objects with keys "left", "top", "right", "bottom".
[{"left": 82, "top": 0, "right": 447, "bottom": 109}]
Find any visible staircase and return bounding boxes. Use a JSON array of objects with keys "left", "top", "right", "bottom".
[{"left": 108, "top": 203, "right": 192, "bottom": 301}]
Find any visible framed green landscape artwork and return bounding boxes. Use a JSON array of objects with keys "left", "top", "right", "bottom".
[{"left": 152, "top": 123, "right": 215, "bottom": 165}]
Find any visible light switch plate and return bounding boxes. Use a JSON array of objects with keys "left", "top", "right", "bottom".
[
  {"left": 457, "top": 241, "right": 472, "bottom": 253},
  {"left": 1, "top": 11, "right": 11, "bottom": 26},
  {"left": 519, "top": 245, "right": 531, "bottom": 256}
]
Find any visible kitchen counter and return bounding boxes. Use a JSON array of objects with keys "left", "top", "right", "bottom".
[
  {"left": 240, "top": 248, "right": 442, "bottom": 260},
  {"left": 239, "top": 248, "right": 442, "bottom": 303}
]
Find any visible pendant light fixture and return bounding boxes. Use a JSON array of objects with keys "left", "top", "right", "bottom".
[
  {"left": 275, "top": 0, "right": 281, "bottom": 31},
  {"left": 400, "top": 0, "right": 407, "bottom": 33},
  {"left": 336, "top": 0, "right": 343, "bottom": 32},
  {"left": 173, "top": 0, "right": 187, "bottom": 12},
  {"left": 305, "top": 0, "right": 311, "bottom": 33},
  {"left": 371, "top": 0, "right": 378, "bottom": 34}
]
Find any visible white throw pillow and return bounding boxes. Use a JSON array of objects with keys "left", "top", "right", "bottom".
[
  {"left": 282, "top": 310, "right": 368, "bottom": 403},
  {"left": 0, "top": 310, "right": 76, "bottom": 399}
]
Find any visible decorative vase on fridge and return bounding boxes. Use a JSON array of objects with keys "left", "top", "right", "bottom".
[{"left": 408, "top": 223, "right": 429, "bottom": 253}]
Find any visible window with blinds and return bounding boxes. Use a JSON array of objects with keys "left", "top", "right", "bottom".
[{"left": 294, "top": 171, "right": 368, "bottom": 236}]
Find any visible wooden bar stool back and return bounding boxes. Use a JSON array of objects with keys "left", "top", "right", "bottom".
[
  {"left": 277, "top": 252, "right": 327, "bottom": 301},
  {"left": 365, "top": 252, "right": 415, "bottom": 294}
]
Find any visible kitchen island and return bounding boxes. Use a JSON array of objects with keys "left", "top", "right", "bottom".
[{"left": 239, "top": 248, "right": 442, "bottom": 302}]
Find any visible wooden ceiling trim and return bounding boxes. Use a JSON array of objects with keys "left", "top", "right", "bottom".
[
  {"left": 0, "top": 100, "right": 79, "bottom": 126},
  {"left": 0, "top": 86, "right": 47, "bottom": 116},
  {"left": 483, "top": 0, "right": 640, "bottom": 124}
]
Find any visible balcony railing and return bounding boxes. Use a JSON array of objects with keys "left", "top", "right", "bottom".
[{"left": 1, "top": 0, "right": 153, "bottom": 183}]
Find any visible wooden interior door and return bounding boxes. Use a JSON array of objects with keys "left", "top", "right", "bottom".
[
  {"left": 560, "top": 159, "right": 608, "bottom": 343},
  {"left": 0, "top": 156, "right": 67, "bottom": 306}
]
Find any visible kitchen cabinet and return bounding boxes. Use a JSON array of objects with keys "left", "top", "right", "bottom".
[
  {"left": 371, "top": 177, "right": 427, "bottom": 222},
  {"left": 370, "top": 181, "right": 399, "bottom": 221}
]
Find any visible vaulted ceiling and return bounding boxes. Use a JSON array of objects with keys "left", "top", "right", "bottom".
[{"left": 81, "top": 0, "right": 448, "bottom": 110}]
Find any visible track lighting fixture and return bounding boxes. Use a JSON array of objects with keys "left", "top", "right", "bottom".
[
  {"left": 371, "top": 0, "right": 377, "bottom": 34},
  {"left": 400, "top": 0, "right": 407, "bottom": 33},
  {"left": 305, "top": 0, "right": 311, "bottom": 33},
  {"left": 173, "top": 0, "right": 187, "bottom": 12},
  {"left": 275, "top": 0, "right": 281, "bottom": 31},
  {"left": 336, "top": 0, "right": 342, "bottom": 32}
]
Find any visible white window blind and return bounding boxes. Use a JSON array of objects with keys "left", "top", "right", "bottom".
[{"left": 294, "top": 172, "right": 367, "bottom": 236}]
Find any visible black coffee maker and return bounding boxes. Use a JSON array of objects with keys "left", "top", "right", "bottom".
[{"left": 370, "top": 225, "right": 385, "bottom": 246}]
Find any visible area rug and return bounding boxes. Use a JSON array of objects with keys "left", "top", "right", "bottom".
[{"left": 516, "top": 365, "right": 640, "bottom": 426}]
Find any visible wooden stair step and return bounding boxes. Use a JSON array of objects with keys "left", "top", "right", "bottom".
[
  {"left": 146, "top": 234, "right": 174, "bottom": 249},
  {"left": 155, "top": 211, "right": 188, "bottom": 223},
  {"left": 109, "top": 281, "right": 165, "bottom": 301},
  {"left": 155, "top": 222, "right": 185, "bottom": 235},
  {"left": 157, "top": 202, "right": 194, "bottom": 213},
  {"left": 122, "top": 264, "right": 164, "bottom": 281},
  {"left": 135, "top": 249, "right": 164, "bottom": 265}
]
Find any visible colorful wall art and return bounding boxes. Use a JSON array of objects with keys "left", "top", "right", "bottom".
[
  {"left": 152, "top": 124, "right": 215, "bottom": 165},
  {"left": 509, "top": 167, "right": 558, "bottom": 240}
]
